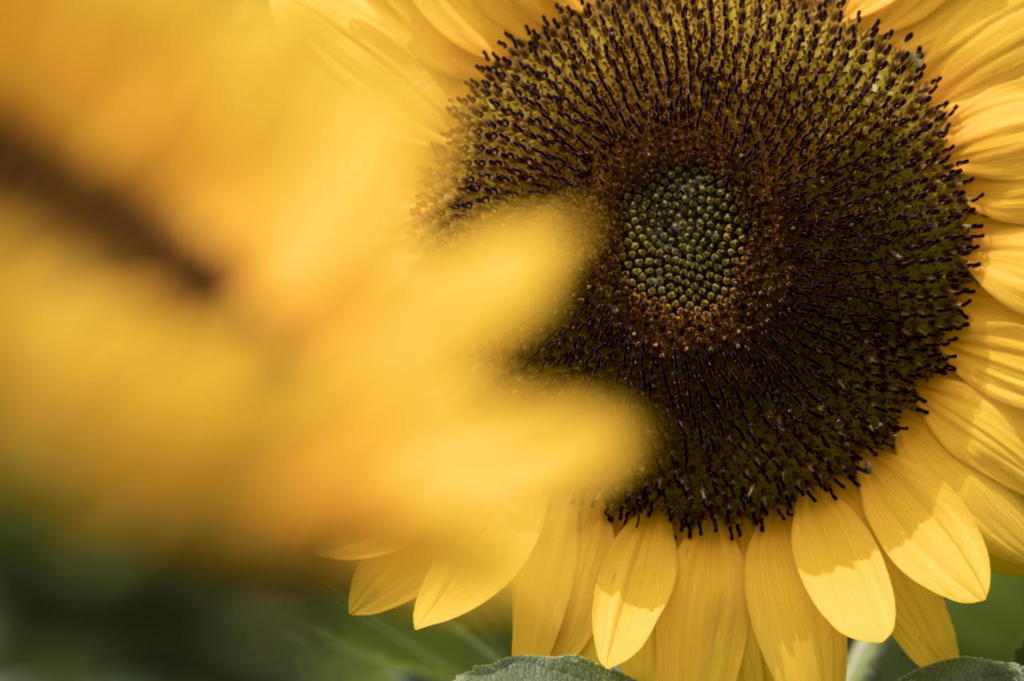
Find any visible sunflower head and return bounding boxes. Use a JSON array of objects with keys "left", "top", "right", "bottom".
[{"left": 277, "top": 0, "right": 1024, "bottom": 678}]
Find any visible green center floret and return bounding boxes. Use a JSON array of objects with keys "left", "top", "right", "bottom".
[{"left": 617, "top": 166, "right": 746, "bottom": 313}]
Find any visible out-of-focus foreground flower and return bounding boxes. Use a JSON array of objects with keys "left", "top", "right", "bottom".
[{"left": 0, "top": 0, "right": 649, "bottom": 561}]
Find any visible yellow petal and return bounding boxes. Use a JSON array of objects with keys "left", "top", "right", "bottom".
[
  {"left": 620, "top": 636, "right": 658, "bottom": 681},
  {"left": 860, "top": 415, "right": 990, "bottom": 602},
  {"left": 736, "top": 626, "right": 773, "bottom": 681},
  {"left": 408, "top": 0, "right": 557, "bottom": 58},
  {"left": 791, "top": 494, "right": 896, "bottom": 642},
  {"left": 321, "top": 539, "right": 398, "bottom": 560},
  {"left": 889, "top": 556, "right": 959, "bottom": 667},
  {"left": 349, "top": 550, "right": 431, "bottom": 615},
  {"left": 365, "top": 0, "right": 573, "bottom": 93},
  {"left": 404, "top": 0, "right": 493, "bottom": 55},
  {"left": 953, "top": 289, "right": 1024, "bottom": 409},
  {"left": 512, "top": 500, "right": 579, "bottom": 655},
  {"left": 968, "top": 477, "right": 1024, "bottom": 572},
  {"left": 745, "top": 521, "right": 846, "bottom": 681},
  {"left": 271, "top": 0, "right": 450, "bottom": 133},
  {"left": 926, "top": 436, "right": 1024, "bottom": 576},
  {"left": 656, "top": 531, "right": 747, "bottom": 681},
  {"left": 591, "top": 514, "right": 677, "bottom": 669},
  {"left": 844, "top": 0, "right": 944, "bottom": 30},
  {"left": 843, "top": 0, "right": 900, "bottom": 17},
  {"left": 552, "top": 506, "right": 615, "bottom": 656},
  {"left": 908, "top": 0, "right": 1024, "bottom": 65},
  {"left": 920, "top": 376, "right": 1024, "bottom": 495},
  {"left": 414, "top": 504, "right": 544, "bottom": 628},
  {"left": 908, "top": 1, "right": 1024, "bottom": 100},
  {"left": 956, "top": 74, "right": 1024, "bottom": 117},
  {"left": 951, "top": 78, "right": 1024, "bottom": 181},
  {"left": 874, "top": 0, "right": 944, "bottom": 28},
  {"left": 974, "top": 219, "right": 1024, "bottom": 316},
  {"left": 973, "top": 179, "right": 1024, "bottom": 225},
  {"left": 935, "top": 7, "right": 1024, "bottom": 100}
]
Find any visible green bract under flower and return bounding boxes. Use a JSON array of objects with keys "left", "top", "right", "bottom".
[{"left": 436, "top": 0, "right": 978, "bottom": 535}]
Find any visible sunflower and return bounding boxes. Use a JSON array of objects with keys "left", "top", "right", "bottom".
[
  {"left": 282, "top": 0, "right": 1024, "bottom": 679},
  {"left": 0, "top": 0, "right": 649, "bottom": 561}
]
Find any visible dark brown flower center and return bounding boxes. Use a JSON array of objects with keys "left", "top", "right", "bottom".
[{"left": 435, "top": 0, "right": 978, "bottom": 535}]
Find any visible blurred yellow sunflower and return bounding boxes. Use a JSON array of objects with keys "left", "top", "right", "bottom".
[
  {"left": 278, "top": 0, "right": 1024, "bottom": 679},
  {"left": 0, "top": 0, "right": 650, "bottom": 561}
]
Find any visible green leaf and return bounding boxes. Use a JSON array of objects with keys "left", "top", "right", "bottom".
[
  {"left": 898, "top": 657, "right": 1024, "bottom": 681},
  {"left": 1015, "top": 640, "right": 1024, "bottom": 666},
  {"left": 453, "top": 655, "right": 635, "bottom": 681}
]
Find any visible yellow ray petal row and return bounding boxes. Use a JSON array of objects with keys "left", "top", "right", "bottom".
[
  {"left": 352, "top": 424, "right": 1003, "bottom": 681},
  {"left": 356, "top": 362, "right": 1024, "bottom": 679}
]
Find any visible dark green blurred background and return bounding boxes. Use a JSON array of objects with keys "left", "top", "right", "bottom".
[
  {"left": 0, "top": 495, "right": 510, "bottom": 681},
  {"left": 0, "top": 497, "right": 1019, "bottom": 681}
]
